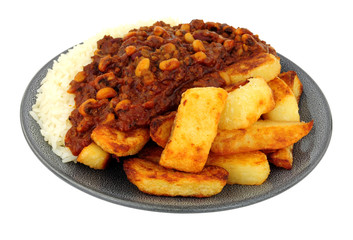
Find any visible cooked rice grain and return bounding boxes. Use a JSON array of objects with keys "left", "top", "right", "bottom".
[{"left": 30, "top": 19, "right": 180, "bottom": 162}]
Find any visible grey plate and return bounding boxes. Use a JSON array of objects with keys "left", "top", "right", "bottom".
[{"left": 21, "top": 52, "right": 332, "bottom": 213}]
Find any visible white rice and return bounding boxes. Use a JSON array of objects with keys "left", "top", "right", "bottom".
[{"left": 30, "top": 18, "right": 180, "bottom": 163}]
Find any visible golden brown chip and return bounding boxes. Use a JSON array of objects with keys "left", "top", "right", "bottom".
[
  {"left": 278, "top": 71, "right": 303, "bottom": 103},
  {"left": 218, "top": 77, "right": 275, "bottom": 130},
  {"left": 91, "top": 125, "right": 150, "bottom": 157},
  {"left": 77, "top": 142, "right": 110, "bottom": 169},
  {"left": 149, "top": 111, "right": 176, "bottom": 147},
  {"left": 262, "top": 77, "right": 300, "bottom": 122},
  {"left": 220, "top": 53, "right": 281, "bottom": 85},
  {"left": 267, "top": 145, "right": 294, "bottom": 170},
  {"left": 211, "top": 120, "right": 313, "bottom": 154},
  {"left": 123, "top": 158, "right": 228, "bottom": 197},
  {"left": 207, "top": 151, "right": 270, "bottom": 185},
  {"left": 159, "top": 87, "right": 228, "bottom": 173}
]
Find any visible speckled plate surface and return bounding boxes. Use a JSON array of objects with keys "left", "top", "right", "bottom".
[{"left": 20, "top": 52, "right": 332, "bottom": 213}]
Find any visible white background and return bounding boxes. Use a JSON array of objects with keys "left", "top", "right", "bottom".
[{"left": 2, "top": 0, "right": 352, "bottom": 239}]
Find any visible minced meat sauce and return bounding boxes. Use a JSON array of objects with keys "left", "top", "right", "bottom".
[{"left": 65, "top": 19, "right": 277, "bottom": 156}]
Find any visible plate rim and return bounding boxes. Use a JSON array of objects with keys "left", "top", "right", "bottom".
[{"left": 20, "top": 51, "right": 332, "bottom": 213}]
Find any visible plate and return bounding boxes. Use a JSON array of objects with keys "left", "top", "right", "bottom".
[{"left": 20, "top": 51, "right": 332, "bottom": 213}]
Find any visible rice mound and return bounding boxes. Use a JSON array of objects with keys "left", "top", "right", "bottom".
[{"left": 30, "top": 19, "right": 180, "bottom": 163}]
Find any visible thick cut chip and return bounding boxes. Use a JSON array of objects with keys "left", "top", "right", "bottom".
[
  {"left": 207, "top": 151, "right": 270, "bottom": 185},
  {"left": 219, "top": 53, "right": 281, "bottom": 85},
  {"left": 218, "top": 77, "right": 275, "bottom": 130},
  {"left": 77, "top": 142, "right": 110, "bottom": 169},
  {"left": 91, "top": 125, "right": 150, "bottom": 157},
  {"left": 262, "top": 77, "right": 300, "bottom": 122},
  {"left": 267, "top": 145, "right": 294, "bottom": 170},
  {"left": 279, "top": 71, "right": 303, "bottom": 103},
  {"left": 150, "top": 111, "right": 176, "bottom": 147},
  {"left": 123, "top": 158, "right": 228, "bottom": 197},
  {"left": 211, "top": 120, "right": 313, "bottom": 154},
  {"left": 159, "top": 87, "right": 228, "bottom": 173}
]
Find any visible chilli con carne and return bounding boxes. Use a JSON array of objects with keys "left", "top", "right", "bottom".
[{"left": 65, "top": 19, "right": 277, "bottom": 156}]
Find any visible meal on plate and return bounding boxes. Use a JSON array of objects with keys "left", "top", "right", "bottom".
[{"left": 30, "top": 19, "right": 313, "bottom": 197}]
